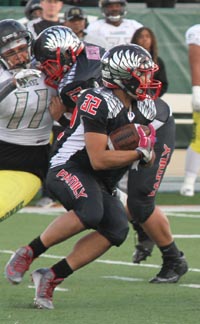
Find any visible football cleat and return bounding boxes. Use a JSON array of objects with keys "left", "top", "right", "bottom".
[
  {"left": 149, "top": 252, "right": 188, "bottom": 283},
  {"left": 180, "top": 183, "right": 194, "bottom": 197},
  {"left": 32, "top": 268, "right": 64, "bottom": 310},
  {"left": 132, "top": 239, "right": 155, "bottom": 264},
  {"left": 5, "top": 246, "right": 34, "bottom": 284}
]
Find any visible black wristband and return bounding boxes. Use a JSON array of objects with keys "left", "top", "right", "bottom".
[{"left": 58, "top": 115, "right": 70, "bottom": 127}]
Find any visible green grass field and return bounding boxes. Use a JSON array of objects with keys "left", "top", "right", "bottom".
[{"left": 1, "top": 203, "right": 200, "bottom": 324}]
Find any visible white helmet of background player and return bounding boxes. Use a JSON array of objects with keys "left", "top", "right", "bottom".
[
  {"left": 25, "top": 0, "right": 43, "bottom": 20},
  {"left": 33, "top": 26, "right": 84, "bottom": 89},
  {"left": 99, "top": 0, "right": 127, "bottom": 23},
  {"left": 0, "top": 19, "right": 32, "bottom": 70}
]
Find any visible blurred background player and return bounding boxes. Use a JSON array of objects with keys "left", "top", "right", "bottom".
[
  {"left": 24, "top": 0, "right": 43, "bottom": 21},
  {"left": 63, "top": 6, "right": 108, "bottom": 47},
  {"left": 86, "top": 0, "right": 143, "bottom": 50},
  {"left": 0, "top": 19, "right": 57, "bottom": 221},
  {"left": 26, "top": 0, "right": 64, "bottom": 39},
  {"left": 180, "top": 24, "right": 200, "bottom": 197},
  {"left": 63, "top": 6, "right": 88, "bottom": 40}
]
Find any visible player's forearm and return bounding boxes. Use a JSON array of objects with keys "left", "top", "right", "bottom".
[
  {"left": 89, "top": 150, "right": 141, "bottom": 170},
  {"left": 0, "top": 78, "right": 16, "bottom": 102}
]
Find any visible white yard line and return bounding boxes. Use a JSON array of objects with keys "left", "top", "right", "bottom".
[
  {"left": 1, "top": 250, "right": 200, "bottom": 290},
  {"left": 3, "top": 205, "right": 200, "bottom": 291},
  {"left": 18, "top": 205, "right": 200, "bottom": 215},
  {"left": 1, "top": 250, "right": 200, "bottom": 272}
]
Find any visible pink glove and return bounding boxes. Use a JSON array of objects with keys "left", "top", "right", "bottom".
[
  {"left": 136, "top": 124, "right": 156, "bottom": 163},
  {"left": 138, "top": 124, "right": 156, "bottom": 148}
]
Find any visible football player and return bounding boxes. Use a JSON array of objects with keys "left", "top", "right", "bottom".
[
  {"left": 24, "top": 0, "right": 43, "bottom": 21},
  {"left": 5, "top": 44, "right": 158, "bottom": 309},
  {"left": 86, "top": 0, "right": 143, "bottom": 50},
  {"left": 32, "top": 25, "right": 105, "bottom": 105},
  {"left": 31, "top": 25, "right": 106, "bottom": 206},
  {"left": 0, "top": 19, "right": 57, "bottom": 221}
]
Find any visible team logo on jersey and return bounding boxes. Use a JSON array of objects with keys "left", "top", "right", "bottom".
[
  {"left": 56, "top": 169, "right": 88, "bottom": 199},
  {"left": 148, "top": 144, "right": 171, "bottom": 197},
  {"left": 127, "top": 111, "right": 135, "bottom": 122}
]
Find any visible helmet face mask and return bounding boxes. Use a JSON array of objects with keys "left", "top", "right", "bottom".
[
  {"left": 130, "top": 66, "right": 161, "bottom": 100},
  {"left": 101, "top": 44, "right": 162, "bottom": 100},
  {"left": 37, "top": 47, "right": 74, "bottom": 89},
  {"left": 33, "top": 26, "right": 84, "bottom": 89},
  {"left": 0, "top": 19, "right": 32, "bottom": 70},
  {"left": 99, "top": 0, "right": 127, "bottom": 23}
]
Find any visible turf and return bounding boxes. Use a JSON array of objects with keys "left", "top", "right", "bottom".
[
  {"left": 31, "top": 191, "right": 200, "bottom": 206},
  {"left": 1, "top": 209, "right": 200, "bottom": 324},
  {"left": 156, "top": 192, "right": 200, "bottom": 205}
]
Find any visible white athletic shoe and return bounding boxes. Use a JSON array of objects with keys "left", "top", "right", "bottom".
[
  {"left": 32, "top": 268, "right": 63, "bottom": 310},
  {"left": 180, "top": 184, "right": 194, "bottom": 197}
]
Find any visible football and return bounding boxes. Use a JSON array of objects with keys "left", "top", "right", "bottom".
[{"left": 108, "top": 124, "right": 150, "bottom": 150}]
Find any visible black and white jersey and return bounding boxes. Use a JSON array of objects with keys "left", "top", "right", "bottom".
[
  {"left": 50, "top": 87, "right": 131, "bottom": 191},
  {"left": 152, "top": 97, "right": 172, "bottom": 130},
  {"left": 50, "top": 87, "right": 172, "bottom": 191},
  {"left": 58, "top": 43, "right": 105, "bottom": 112}
]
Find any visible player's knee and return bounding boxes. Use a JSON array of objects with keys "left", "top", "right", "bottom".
[
  {"left": 78, "top": 207, "right": 104, "bottom": 229},
  {"left": 114, "top": 226, "right": 129, "bottom": 246},
  {"left": 100, "top": 225, "right": 129, "bottom": 247},
  {"left": 128, "top": 204, "right": 155, "bottom": 224}
]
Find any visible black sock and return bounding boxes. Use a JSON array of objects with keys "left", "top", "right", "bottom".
[
  {"left": 159, "top": 241, "right": 181, "bottom": 258},
  {"left": 29, "top": 236, "right": 47, "bottom": 258},
  {"left": 52, "top": 259, "right": 73, "bottom": 279}
]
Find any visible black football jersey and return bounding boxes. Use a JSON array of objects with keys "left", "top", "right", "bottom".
[
  {"left": 50, "top": 87, "right": 132, "bottom": 191},
  {"left": 50, "top": 87, "right": 172, "bottom": 191},
  {"left": 58, "top": 43, "right": 105, "bottom": 111}
]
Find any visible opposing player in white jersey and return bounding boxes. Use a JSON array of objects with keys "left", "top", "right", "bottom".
[
  {"left": 86, "top": 0, "right": 143, "bottom": 50},
  {"left": 180, "top": 24, "right": 200, "bottom": 196},
  {"left": 0, "top": 19, "right": 57, "bottom": 221}
]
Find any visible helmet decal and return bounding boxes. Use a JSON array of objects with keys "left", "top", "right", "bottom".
[
  {"left": 101, "top": 44, "right": 162, "bottom": 100},
  {"left": 33, "top": 26, "right": 84, "bottom": 89},
  {"left": 44, "top": 27, "right": 71, "bottom": 53}
]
